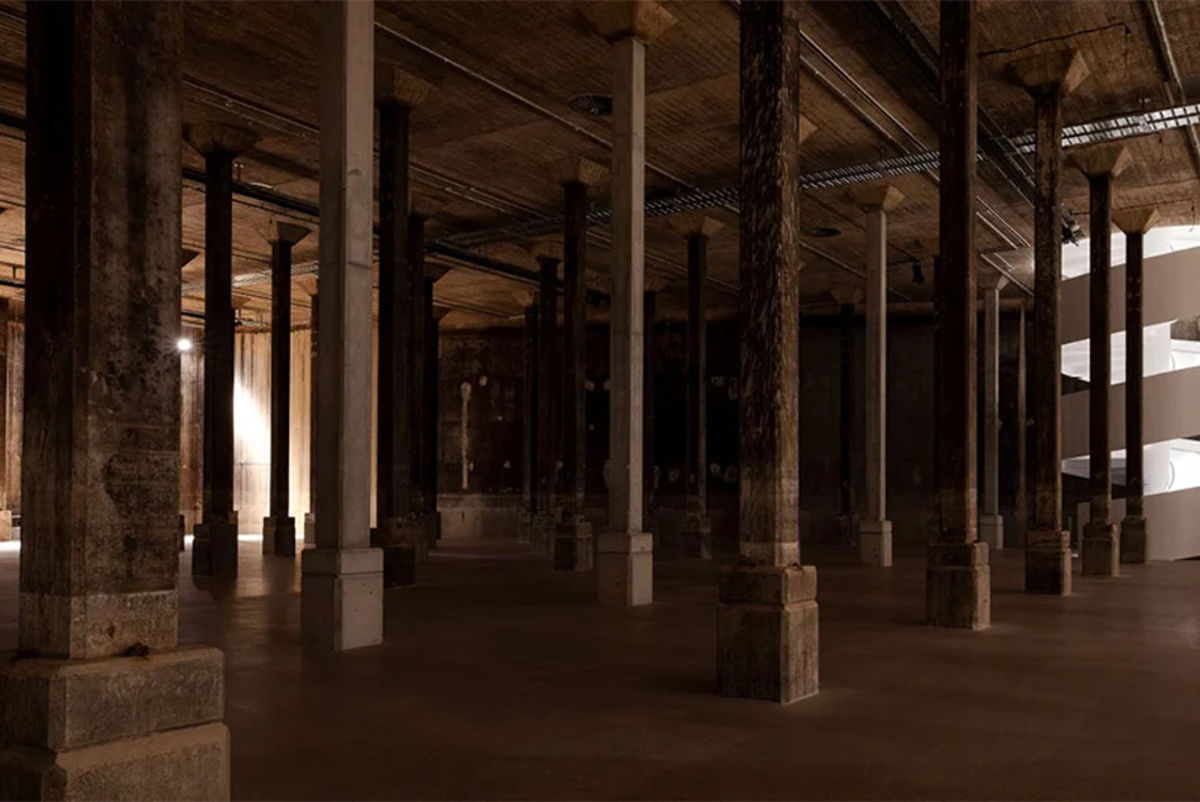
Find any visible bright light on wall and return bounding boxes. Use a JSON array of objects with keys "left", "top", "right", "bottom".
[{"left": 177, "top": 338, "right": 193, "bottom": 353}]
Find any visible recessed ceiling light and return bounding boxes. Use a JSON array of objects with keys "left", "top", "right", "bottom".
[{"left": 568, "top": 93, "right": 613, "bottom": 117}]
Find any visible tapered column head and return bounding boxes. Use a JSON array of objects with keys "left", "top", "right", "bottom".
[
  {"left": 374, "top": 65, "right": 435, "bottom": 108},
  {"left": 977, "top": 270, "right": 1009, "bottom": 293},
  {"left": 269, "top": 221, "right": 310, "bottom": 246},
  {"left": 643, "top": 274, "right": 671, "bottom": 294},
  {"left": 668, "top": 213, "right": 725, "bottom": 240},
  {"left": 1008, "top": 49, "right": 1090, "bottom": 97},
  {"left": 848, "top": 183, "right": 905, "bottom": 213},
  {"left": 797, "top": 115, "right": 818, "bottom": 147},
  {"left": 184, "top": 120, "right": 259, "bottom": 157},
  {"left": 581, "top": 0, "right": 677, "bottom": 43},
  {"left": 829, "top": 287, "right": 864, "bottom": 307},
  {"left": 411, "top": 194, "right": 445, "bottom": 222},
  {"left": 1069, "top": 143, "right": 1132, "bottom": 179},
  {"left": 552, "top": 156, "right": 608, "bottom": 188},
  {"left": 1112, "top": 207, "right": 1160, "bottom": 235}
]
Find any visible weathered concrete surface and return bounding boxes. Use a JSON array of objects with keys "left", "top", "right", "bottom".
[
  {"left": 533, "top": 251, "right": 561, "bottom": 556},
  {"left": 718, "top": 0, "right": 818, "bottom": 703},
  {"left": 979, "top": 270, "right": 1007, "bottom": 552}
]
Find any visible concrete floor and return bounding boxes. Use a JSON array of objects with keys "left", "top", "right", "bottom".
[{"left": 1, "top": 539, "right": 1198, "bottom": 800}]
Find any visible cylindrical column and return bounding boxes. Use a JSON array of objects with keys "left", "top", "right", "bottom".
[
  {"left": 928, "top": 0, "right": 990, "bottom": 630},
  {"left": 979, "top": 272, "right": 1007, "bottom": 551}
]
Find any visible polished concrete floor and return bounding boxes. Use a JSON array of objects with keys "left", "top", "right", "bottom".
[{"left": 1, "top": 538, "right": 1198, "bottom": 799}]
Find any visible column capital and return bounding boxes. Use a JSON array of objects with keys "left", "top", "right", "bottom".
[
  {"left": 1069, "top": 143, "right": 1131, "bottom": 179},
  {"left": 551, "top": 155, "right": 608, "bottom": 187},
  {"left": 978, "top": 269, "right": 1008, "bottom": 292},
  {"left": 1112, "top": 206, "right": 1160, "bottom": 235},
  {"left": 848, "top": 183, "right": 905, "bottom": 213},
  {"left": 411, "top": 194, "right": 444, "bottom": 220},
  {"left": 527, "top": 239, "right": 564, "bottom": 264},
  {"left": 184, "top": 121, "right": 258, "bottom": 157},
  {"left": 668, "top": 212, "right": 724, "bottom": 239},
  {"left": 1008, "top": 49, "right": 1090, "bottom": 97},
  {"left": 374, "top": 65, "right": 434, "bottom": 108},
  {"left": 798, "top": 115, "right": 818, "bottom": 146},
  {"left": 581, "top": 0, "right": 677, "bottom": 44},
  {"left": 269, "top": 221, "right": 310, "bottom": 246},
  {"left": 829, "top": 287, "right": 864, "bottom": 306}
]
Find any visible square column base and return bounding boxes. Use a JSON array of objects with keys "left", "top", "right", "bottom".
[
  {"left": 858, "top": 519, "right": 892, "bottom": 567},
  {"left": 262, "top": 515, "right": 296, "bottom": 557},
  {"left": 679, "top": 513, "right": 712, "bottom": 559},
  {"left": 979, "top": 513, "right": 1004, "bottom": 551},
  {"left": 0, "top": 646, "right": 229, "bottom": 801},
  {"left": 530, "top": 511, "right": 557, "bottom": 556},
  {"left": 553, "top": 518, "right": 593, "bottom": 572},
  {"left": 178, "top": 514, "right": 185, "bottom": 552},
  {"left": 1120, "top": 515, "right": 1147, "bottom": 564},
  {"left": 517, "top": 510, "right": 533, "bottom": 545},
  {"left": 1082, "top": 520, "right": 1119, "bottom": 577},
  {"left": 303, "top": 513, "right": 315, "bottom": 545},
  {"left": 0, "top": 510, "right": 14, "bottom": 542},
  {"left": 717, "top": 564, "right": 819, "bottom": 704},
  {"left": 835, "top": 514, "right": 858, "bottom": 547},
  {"left": 192, "top": 514, "right": 239, "bottom": 578},
  {"left": 1025, "top": 530, "right": 1071, "bottom": 595},
  {"left": 300, "top": 547, "right": 383, "bottom": 651},
  {"left": 595, "top": 533, "right": 652, "bottom": 606},
  {"left": 926, "top": 542, "right": 990, "bottom": 629},
  {"left": 371, "top": 518, "right": 428, "bottom": 588}
]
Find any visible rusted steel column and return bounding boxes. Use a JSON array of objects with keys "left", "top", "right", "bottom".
[
  {"left": 978, "top": 270, "right": 1008, "bottom": 553},
  {"left": 928, "top": 0, "right": 989, "bottom": 630},
  {"left": 1071, "top": 143, "right": 1130, "bottom": 577},
  {"left": 533, "top": 244, "right": 562, "bottom": 555},
  {"left": 552, "top": 157, "right": 606, "bottom": 571},
  {"left": 185, "top": 121, "right": 258, "bottom": 578},
  {"left": 263, "top": 223, "right": 310, "bottom": 557},
  {"left": 1114, "top": 207, "right": 1159, "bottom": 564},
  {"left": 519, "top": 294, "right": 540, "bottom": 544},
  {"left": 717, "top": 0, "right": 818, "bottom": 703},
  {"left": 1010, "top": 49, "right": 1089, "bottom": 595}
]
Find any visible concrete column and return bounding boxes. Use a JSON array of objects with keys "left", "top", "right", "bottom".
[
  {"left": 519, "top": 293, "right": 540, "bottom": 544},
  {"left": 305, "top": 292, "right": 319, "bottom": 545},
  {"left": 642, "top": 280, "right": 666, "bottom": 531},
  {"left": 1071, "top": 143, "right": 1131, "bottom": 578},
  {"left": 263, "top": 223, "right": 310, "bottom": 557},
  {"left": 408, "top": 201, "right": 443, "bottom": 554},
  {"left": 829, "top": 288, "right": 862, "bottom": 544},
  {"left": 718, "top": 0, "right": 818, "bottom": 704},
  {"left": 425, "top": 288, "right": 447, "bottom": 550},
  {"left": 849, "top": 184, "right": 903, "bottom": 567},
  {"left": 928, "top": 0, "right": 990, "bottom": 630},
  {"left": 531, "top": 243, "right": 562, "bottom": 555},
  {"left": 1114, "top": 207, "right": 1159, "bottom": 564},
  {"left": 0, "top": 5, "right": 229, "bottom": 797},
  {"left": 584, "top": 1, "right": 674, "bottom": 606},
  {"left": 185, "top": 121, "right": 258, "bottom": 578},
  {"left": 373, "top": 67, "right": 432, "bottom": 588},
  {"left": 670, "top": 214, "right": 724, "bottom": 559},
  {"left": 978, "top": 270, "right": 1008, "bottom": 551},
  {"left": 553, "top": 157, "right": 606, "bottom": 571},
  {"left": 301, "top": 0, "right": 383, "bottom": 652},
  {"left": 1010, "top": 49, "right": 1090, "bottom": 595},
  {"left": 0, "top": 297, "right": 9, "bottom": 542}
]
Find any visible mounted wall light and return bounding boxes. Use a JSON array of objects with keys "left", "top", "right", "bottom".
[{"left": 177, "top": 337, "right": 193, "bottom": 353}]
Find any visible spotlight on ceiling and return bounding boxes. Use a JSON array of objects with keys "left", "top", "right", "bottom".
[
  {"left": 911, "top": 260, "right": 925, "bottom": 284},
  {"left": 804, "top": 226, "right": 841, "bottom": 238},
  {"left": 177, "top": 337, "right": 193, "bottom": 353},
  {"left": 567, "top": 93, "right": 613, "bottom": 117}
]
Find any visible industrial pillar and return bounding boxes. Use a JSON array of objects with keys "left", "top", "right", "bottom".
[
  {"left": 978, "top": 271, "right": 1008, "bottom": 551},
  {"left": 520, "top": 293, "right": 540, "bottom": 544},
  {"left": 671, "top": 214, "right": 724, "bottom": 559},
  {"left": 1114, "top": 207, "right": 1160, "bottom": 564},
  {"left": 185, "top": 120, "right": 259, "bottom": 578},
  {"left": 642, "top": 279, "right": 665, "bottom": 532},
  {"left": 531, "top": 244, "right": 562, "bottom": 555},
  {"left": 1010, "top": 49, "right": 1090, "bottom": 595},
  {"left": 374, "top": 66, "right": 433, "bottom": 587},
  {"left": 718, "top": 0, "right": 818, "bottom": 703},
  {"left": 0, "top": 297, "right": 9, "bottom": 542},
  {"left": 301, "top": 0, "right": 384, "bottom": 652},
  {"left": 425, "top": 288, "right": 447, "bottom": 550},
  {"left": 0, "top": 4, "right": 230, "bottom": 797},
  {"left": 408, "top": 200, "right": 443, "bottom": 552},
  {"left": 554, "top": 157, "right": 606, "bottom": 571},
  {"left": 829, "top": 288, "right": 862, "bottom": 544},
  {"left": 928, "top": 0, "right": 990, "bottom": 630},
  {"left": 263, "top": 222, "right": 310, "bottom": 557},
  {"left": 1071, "top": 143, "right": 1130, "bottom": 578},
  {"left": 849, "top": 184, "right": 903, "bottom": 567},
  {"left": 305, "top": 292, "right": 319, "bottom": 545}
]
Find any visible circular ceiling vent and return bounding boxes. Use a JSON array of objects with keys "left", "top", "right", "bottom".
[
  {"left": 568, "top": 93, "right": 613, "bottom": 117},
  {"left": 804, "top": 226, "right": 841, "bottom": 238}
]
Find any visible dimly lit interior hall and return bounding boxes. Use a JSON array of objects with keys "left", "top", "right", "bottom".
[{"left": 2, "top": 0, "right": 1200, "bottom": 799}]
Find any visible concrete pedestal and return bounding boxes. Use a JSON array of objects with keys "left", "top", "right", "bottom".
[
  {"left": 554, "top": 518, "right": 593, "bottom": 572},
  {"left": 0, "top": 646, "right": 229, "bottom": 801},
  {"left": 679, "top": 514, "right": 712, "bottom": 559},
  {"left": 372, "top": 518, "right": 428, "bottom": 588},
  {"left": 530, "top": 512, "right": 556, "bottom": 557},
  {"left": 517, "top": 510, "right": 533, "bottom": 545},
  {"left": 303, "top": 513, "right": 316, "bottom": 545},
  {"left": 926, "top": 542, "right": 990, "bottom": 630},
  {"left": 978, "top": 514, "right": 1004, "bottom": 552},
  {"left": 262, "top": 515, "right": 296, "bottom": 557},
  {"left": 595, "top": 533, "right": 652, "bottom": 607},
  {"left": 0, "top": 510, "right": 13, "bottom": 542},
  {"left": 717, "top": 564, "right": 818, "bottom": 704},
  {"left": 1082, "top": 521, "right": 1119, "bottom": 576},
  {"left": 300, "top": 547, "right": 383, "bottom": 651},
  {"left": 1120, "top": 515, "right": 1147, "bottom": 564},
  {"left": 1025, "top": 530, "right": 1072, "bottom": 595},
  {"left": 859, "top": 519, "right": 892, "bottom": 567},
  {"left": 192, "top": 517, "right": 238, "bottom": 578}
]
